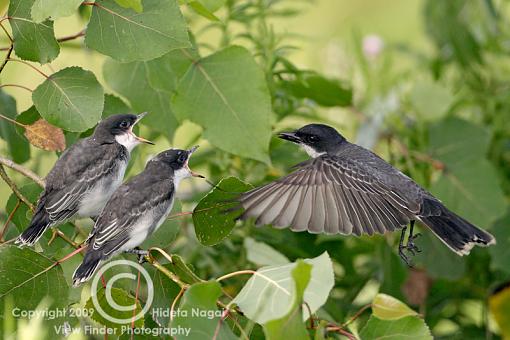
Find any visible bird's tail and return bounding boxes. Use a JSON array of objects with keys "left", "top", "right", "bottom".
[
  {"left": 15, "top": 209, "right": 52, "bottom": 247},
  {"left": 72, "top": 253, "right": 102, "bottom": 287},
  {"left": 419, "top": 199, "right": 495, "bottom": 255}
]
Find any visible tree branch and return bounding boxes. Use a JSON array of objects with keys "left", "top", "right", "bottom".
[
  {"left": 0, "top": 156, "right": 45, "bottom": 187},
  {"left": 0, "top": 165, "right": 34, "bottom": 211},
  {"left": 0, "top": 30, "right": 86, "bottom": 51}
]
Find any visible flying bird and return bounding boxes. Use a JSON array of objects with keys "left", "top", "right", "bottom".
[
  {"left": 72, "top": 147, "right": 203, "bottom": 286},
  {"left": 16, "top": 113, "right": 153, "bottom": 247},
  {"left": 236, "top": 124, "right": 495, "bottom": 264}
]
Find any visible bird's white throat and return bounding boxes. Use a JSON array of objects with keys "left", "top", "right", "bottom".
[
  {"left": 300, "top": 144, "right": 326, "bottom": 158},
  {"left": 173, "top": 167, "right": 192, "bottom": 187},
  {"left": 115, "top": 132, "right": 140, "bottom": 153}
]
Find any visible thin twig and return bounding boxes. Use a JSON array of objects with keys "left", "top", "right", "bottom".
[
  {"left": 0, "top": 199, "right": 20, "bottom": 242},
  {"left": 170, "top": 287, "right": 186, "bottom": 322},
  {"left": 6, "top": 58, "right": 49, "bottom": 78},
  {"left": 0, "top": 84, "right": 32, "bottom": 92},
  {"left": 0, "top": 44, "right": 13, "bottom": 74},
  {"left": 0, "top": 165, "right": 34, "bottom": 211},
  {"left": 0, "top": 21, "right": 12, "bottom": 42},
  {"left": 0, "top": 29, "right": 86, "bottom": 51},
  {"left": 130, "top": 271, "right": 142, "bottom": 339},
  {"left": 0, "top": 156, "right": 45, "bottom": 187},
  {"left": 0, "top": 112, "right": 26, "bottom": 128}
]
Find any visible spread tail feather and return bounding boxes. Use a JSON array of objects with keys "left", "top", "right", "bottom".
[
  {"left": 72, "top": 255, "right": 102, "bottom": 287},
  {"left": 15, "top": 211, "right": 51, "bottom": 247},
  {"left": 419, "top": 200, "right": 495, "bottom": 255}
]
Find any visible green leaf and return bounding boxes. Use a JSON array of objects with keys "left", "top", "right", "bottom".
[
  {"left": 0, "top": 91, "right": 30, "bottom": 164},
  {"left": 193, "top": 176, "right": 252, "bottom": 246},
  {"left": 489, "top": 283, "right": 510, "bottom": 339},
  {"left": 372, "top": 293, "right": 417, "bottom": 320},
  {"left": 8, "top": 0, "right": 59, "bottom": 63},
  {"left": 0, "top": 246, "right": 69, "bottom": 326},
  {"left": 283, "top": 74, "right": 352, "bottom": 107},
  {"left": 114, "top": 0, "right": 143, "bottom": 12},
  {"left": 85, "top": 0, "right": 190, "bottom": 62},
  {"left": 32, "top": 67, "right": 104, "bottom": 132},
  {"left": 415, "top": 231, "right": 466, "bottom": 280},
  {"left": 359, "top": 315, "right": 433, "bottom": 340},
  {"left": 429, "top": 117, "right": 490, "bottom": 167},
  {"left": 263, "top": 261, "right": 311, "bottom": 340},
  {"left": 103, "top": 48, "right": 197, "bottom": 137},
  {"left": 410, "top": 80, "right": 454, "bottom": 122},
  {"left": 244, "top": 237, "right": 290, "bottom": 267},
  {"left": 31, "top": 0, "right": 82, "bottom": 22},
  {"left": 167, "top": 255, "right": 202, "bottom": 285},
  {"left": 489, "top": 210, "right": 510, "bottom": 274},
  {"left": 187, "top": 1, "right": 220, "bottom": 21},
  {"left": 146, "top": 264, "right": 181, "bottom": 327},
  {"left": 171, "top": 281, "right": 236, "bottom": 339},
  {"left": 232, "top": 252, "right": 334, "bottom": 324},
  {"left": 173, "top": 46, "right": 272, "bottom": 163},
  {"left": 85, "top": 287, "right": 143, "bottom": 331}
]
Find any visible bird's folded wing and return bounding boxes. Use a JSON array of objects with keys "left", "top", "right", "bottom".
[
  {"left": 44, "top": 154, "right": 122, "bottom": 222},
  {"left": 238, "top": 156, "right": 414, "bottom": 236}
]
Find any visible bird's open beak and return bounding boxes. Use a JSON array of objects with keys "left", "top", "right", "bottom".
[
  {"left": 131, "top": 112, "right": 155, "bottom": 145},
  {"left": 187, "top": 145, "right": 204, "bottom": 178},
  {"left": 278, "top": 131, "right": 301, "bottom": 144}
]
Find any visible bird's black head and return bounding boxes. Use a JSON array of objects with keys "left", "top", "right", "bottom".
[
  {"left": 94, "top": 113, "right": 154, "bottom": 149},
  {"left": 278, "top": 123, "right": 346, "bottom": 157},
  {"left": 149, "top": 146, "right": 204, "bottom": 179}
]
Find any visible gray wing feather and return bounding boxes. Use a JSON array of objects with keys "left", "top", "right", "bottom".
[{"left": 239, "top": 155, "right": 416, "bottom": 236}]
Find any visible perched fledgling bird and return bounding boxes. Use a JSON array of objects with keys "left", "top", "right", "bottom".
[
  {"left": 237, "top": 124, "right": 495, "bottom": 265},
  {"left": 72, "top": 147, "right": 203, "bottom": 286},
  {"left": 16, "top": 113, "right": 153, "bottom": 247}
]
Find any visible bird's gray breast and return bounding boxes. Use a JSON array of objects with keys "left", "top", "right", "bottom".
[{"left": 78, "top": 159, "right": 128, "bottom": 217}]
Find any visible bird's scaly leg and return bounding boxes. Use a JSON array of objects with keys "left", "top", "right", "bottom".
[
  {"left": 398, "top": 221, "right": 422, "bottom": 267},
  {"left": 124, "top": 247, "right": 149, "bottom": 264}
]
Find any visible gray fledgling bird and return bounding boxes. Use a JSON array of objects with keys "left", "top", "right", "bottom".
[
  {"left": 237, "top": 124, "right": 495, "bottom": 264},
  {"left": 16, "top": 113, "right": 153, "bottom": 247},
  {"left": 72, "top": 147, "right": 203, "bottom": 286}
]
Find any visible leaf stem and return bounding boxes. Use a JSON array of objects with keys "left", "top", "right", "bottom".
[
  {"left": 0, "top": 112, "right": 27, "bottom": 128},
  {"left": 0, "top": 165, "right": 35, "bottom": 211},
  {"left": 0, "top": 44, "right": 13, "bottom": 74},
  {"left": 6, "top": 58, "right": 49, "bottom": 78},
  {"left": 0, "top": 199, "right": 20, "bottom": 242},
  {"left": 0, "top": 156, "right": 45, "bottom": 187},
  {"left": 0, "top": 21, "right": 12, "bottom": 42},
  {"left": 0, "top": 84, "right": 32, "bottom": 92}
]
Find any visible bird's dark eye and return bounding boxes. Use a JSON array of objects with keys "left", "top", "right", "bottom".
[
  {"left": 119, "top": 120, "right": 130, "bottom": 129},
  {"left": 177, "top": 152, "right": 187, "bottom": 163},
  {"left": 306, "top": 135, "right": 318, "bottom": 143}
]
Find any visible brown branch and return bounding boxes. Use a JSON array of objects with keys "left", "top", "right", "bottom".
[
  {"left": 0, "top": 21, "right": 12, "bottom": 42},
  {"left": 0, "top": 199, "right": 20, "bottom": 242},
  {"left": 0, "top": 165, "right": 35, "bottom": 211},
  {"left": 6, "top": 58, "right": 49, "bottom": 78},
  {"left": 0, "top": 44, "right": 13, "bottom": 74},
  {"left": 0, "top": 156, "right": 45, "bottom": 187},
  {"left": 0, "top": 83, "right": 32, "bottom": 92}
]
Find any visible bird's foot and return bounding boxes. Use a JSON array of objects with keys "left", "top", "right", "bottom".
[
  {"left": 125, "top": 247, "right": 149, "bottom": 264},
  {"left": 398, "top": 233, "right": 422, "bottom": 267},
  {"left": 398, "top": 245, "right": 413, "bottom": 267}
]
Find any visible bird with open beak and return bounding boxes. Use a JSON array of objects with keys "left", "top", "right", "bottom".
[
  {"left": 16, "top": 113, "right": 153, "bottom": 247},
  {"left": 73, "top": 146, "right": 203, "bottom": 286}
]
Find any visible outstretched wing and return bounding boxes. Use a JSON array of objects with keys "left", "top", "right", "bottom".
[{"left": 238, "top": 156, "right": 418, "bottom": 236}]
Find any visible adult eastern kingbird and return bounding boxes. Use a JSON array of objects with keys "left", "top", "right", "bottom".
[
  {"left": 237, "top": 124, "right": 495, "bottom": 264},
  {"left": 16, "top": 113, "right": 153, "bottom": 247},
  {"left": 72, "top": 147, "right": 203, "bottom": 286}
]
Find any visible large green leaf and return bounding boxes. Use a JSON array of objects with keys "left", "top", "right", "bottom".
[
  {"left": 193, "top": 177, "right": 252, "bottom": 246},
  {"left": 232, "top": 252, "right": 334, "bottom": 324},
  {"left": 244, "top": 237, "right": 290, "bottom": 267},
  {"left": 171, "top": 281, "right": 236, "bottom": 339},
  {"left": 489, "top": 211, "right": 510, "bottom": 274},
  {"left": 371, "top": 293, "right": 417, "bottom": 320},
  {"left": 85, "top": 0, "right": 190, "bottom": 62},
  {"left": 8, "top": 0, "right": 59, "bottom": 63},
  {"left": 0, "top": 246, "right": 69, "bottom": 328},
  {"left": 283, "top": 74, "right": 352, "bottom": 107},
  {"left": 114, "top": 0, "right": 143, "bottom": 12},
  {"left": 173, "top": 46, "right": 272, "bottom": 163},
  {"left": 410, "top": 80, "right": 454, "bottom": 122},
  {"left": 32, "top": 67, "right": 104, "bottom": 132},
  {"left": 146, "top": 265, "right": 181, "bottom": 327},
  {"left": 359, "top": 315, "right": 433, "bottom": 340},
  {"left": 103, "top": 48, "right": 197, "bottom": 137},
  {"left": 0, "top": 91, "right": 30, "bottom": 164},
  {"left": 263, "top": 261, "right": 311, "bottom": 340},
  {"left": 85, "top": 287, "right": 143, "bottom": 331},
  {"left": 30, "top": 0, "right": 82, "bottom": 22}
]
